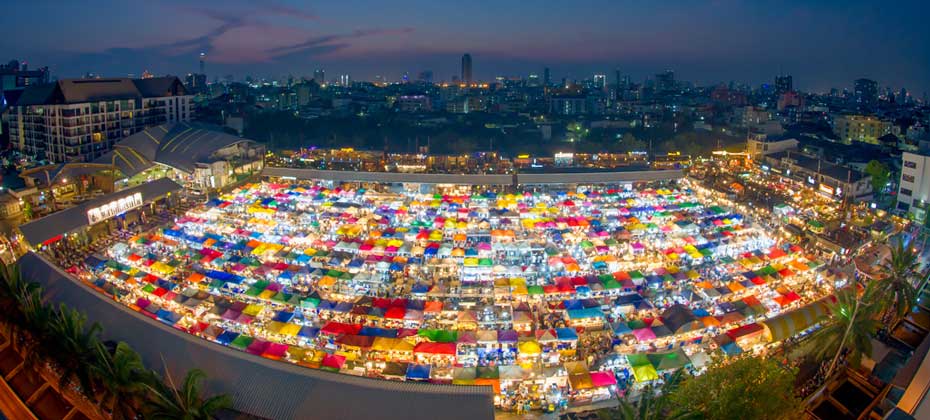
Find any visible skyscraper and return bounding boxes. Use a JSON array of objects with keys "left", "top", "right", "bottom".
[
  {"left": 655, "top": 70, "right": 675, "bottom": 93},
  {"left": 461, "top": 54, "right": 473, "bottom": 85},
  {"left": 543, "top": 67, "right": 551, "bottom": 87},
  {"left": 593, "top": 74, "right": 607, "bottom": 90},
  {"left": 854, "top": 78, "right": 878, "bottom": 108},
  {"left": 199, "top": 52, "right": 206, "bottom": 75},
  {"left": 313, "top": 69, "right": 325, "bottom": 84},
  {"left": 775, "top": 74, "right": 792, "bottom": 94}
]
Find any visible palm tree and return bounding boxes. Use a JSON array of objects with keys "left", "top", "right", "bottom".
[
  {"left": 18, "top": 285, "right": 54, "bottom": 371},
  {"left": 48, "top": 303, "right": 103, "bottom": 398},
  {"left": 91, "top": 341, "right": 149, "bottom": 420},
  {"left": 0, "top": 263, "right": 41, "bottom": 348},
  {"left": 809, "top": 285, "right": 883, "bottom": 378},
  {"left": 874, "top": 239, "right": 920, "bottom": 320},
  {"left": 143, "top": 368, "right": 232, "bottom": 420}
]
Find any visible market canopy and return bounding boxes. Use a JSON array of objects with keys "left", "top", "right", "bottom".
[
  {"left": 760, "top": 300, "right": 829, "bottom": 343},
  {"left": 646, "top": 349, "right": 691, "bottom": 371},
  {"left": 627, "top": 354, "right": 659, "bottom": 382}
]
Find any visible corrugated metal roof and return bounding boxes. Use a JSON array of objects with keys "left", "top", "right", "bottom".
[
  {"left": 95, "top": 123, "right": 258, "bottom": 176},
  {"left": 19, "top": 178, "right": 181, "bottom": 246}
]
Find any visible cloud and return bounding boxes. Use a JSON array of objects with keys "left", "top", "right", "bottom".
[
  {"left": 250, "top": 0, "right": 318, "bottom": 21},
  {"left": 267, "top": 28, "right": 414, "bottom": 58}
]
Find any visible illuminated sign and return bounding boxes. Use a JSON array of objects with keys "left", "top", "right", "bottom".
[
  {"left": 87, "top": 193, "right": 143, "bottom": 225},
  {"left": 807, "top": 176, "right": 816, "bottom": 185},
  {"left": 819, "top": 184, "right": 834, "bottom": 195}
]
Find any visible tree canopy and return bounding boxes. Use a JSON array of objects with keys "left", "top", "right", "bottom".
[
  {"left": 864, "top": 160, "right": 891, "bottom": 197},
  {"left": 668, "top": 356, "right": 802, "bottom": 420}
]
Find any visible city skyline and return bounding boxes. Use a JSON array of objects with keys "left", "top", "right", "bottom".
[{"left": 2, "top": 0, "right": 929, "bottom": 93}]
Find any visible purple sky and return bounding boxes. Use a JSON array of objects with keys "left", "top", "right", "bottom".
[{"left": 2, "top": 0, "right": 929, "bottom": 93}]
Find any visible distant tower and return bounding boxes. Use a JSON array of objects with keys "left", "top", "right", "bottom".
[
  {"left": 313, "top": 69, "right": 325, "bottom": 84},
  {"left": 775, "top": 74, "right": 793, "bottom": 94},
  {"left": 543, "top": 67, "right": 551, "bottom": 87},
  {"left": 461, "top": 53, "right": 473, "bottom": 85},
  {"left": 199, "top": 52, "right": 205, "bottom": 75}
]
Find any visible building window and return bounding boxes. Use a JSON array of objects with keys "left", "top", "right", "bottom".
[
  {"left": 901, "top": 188, "right": 913, "bottom": 196},
  {"left": 903, "top": 174, "right": 915, "bottom": 183},
  {"left": 904, "top": 160, "right": 917, "bottom": 169}
]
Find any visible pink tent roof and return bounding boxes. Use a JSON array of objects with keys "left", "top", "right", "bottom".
[
  {"left": 632, "top": 327, "right": 656, "bottom": 341},
  {"left": 590, "top": 371, "right": 617, "bottom": 387}
]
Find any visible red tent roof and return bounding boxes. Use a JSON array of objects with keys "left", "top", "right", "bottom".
[
  {"left": 413, "top": 342, "right": 456, "bottom": 355},
  {"left": 320, "top": 322, "right": 361, "bottom": 336}
]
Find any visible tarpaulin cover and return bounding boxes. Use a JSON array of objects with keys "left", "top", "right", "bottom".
[
  {"left": 590, "top": 371, "right": 617, "bottom": 387},
  {"left": 413, "top": 342, "right": 456, "bottom": 355},
  {"left": 760, "top": 300, "right": 828, "bottom": 342},
  {"left": 555, "top": 328, "right": 578, "bottom": 341},
  {"left": 336, "top": 334, "right": 375, "bottom": 348},
  {"left": 406, "top": 364, "right": 431, "bottom": 380},
  {"left": 646, "top": 348, "right": 691, "bottom": 371},
  {"left": 320, "top": 322, "right": 362, "bottom": 335}
]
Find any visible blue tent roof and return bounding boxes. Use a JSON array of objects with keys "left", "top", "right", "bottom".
[
  {"left": 359, "top": 327, "right": 398, "bottom": 338},
  {"left": 274, "top": 311, "right": 295, "bottom": 323},
  {"left": 563, "top": 299, "right": 583, "bottom": 310},
  {"left": 298, "top": 326, "right": 320, "bottom": 338},
  {"left": 215, "top": 330, "right": 239, "bottom": 345},
  {"left": 555, "top": 327, "right": 579, "bottom": 340},
  {"left": 406, "top": 364, "right": 431, "bottom": 380},
  {"left": 567, "top": 308, "right": 605, "bottom": 320}
]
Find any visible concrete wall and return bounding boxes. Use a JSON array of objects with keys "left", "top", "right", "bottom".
[{"left": 19, "top": 252, "right": 494, "bottom": 420}]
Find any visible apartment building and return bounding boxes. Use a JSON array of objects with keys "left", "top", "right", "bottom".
[{"left": 6, "top": 77, "right": 191, "bottom": 162}]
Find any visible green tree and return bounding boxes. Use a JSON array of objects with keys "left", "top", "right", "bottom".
[
  {"left": 92, "top": 342, "right": 149, "bottom": 420},
  {"left": 668, "top": 357, "right": 801, "bottom": 420},
  {"left": 144, "top": 368, "right": 232, "bottom": 420},
  {"left": 49, "top": 304, "right": 103, "bottom": 398},
  {"left": 874, "top": 239, "right": 920, "bottom": 320},
  {"left": 864, "top": 160, "right": 890, "bottom": 198},
  {"left": 0, "top": 263, "right": 40, "bottom": 349},
  {"left": 603, "top": 369, "right": 698, "bottom": 420},
  {"left": 809, "top": 285, "right": 882, "bottom": 378}
]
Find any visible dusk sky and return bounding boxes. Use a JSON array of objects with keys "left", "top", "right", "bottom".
[{"left": 3, "top": 0, "right": 929, "bottom": 93}]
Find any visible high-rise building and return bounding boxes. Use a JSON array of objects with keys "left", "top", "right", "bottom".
[
  {"left": 7, "top": 77, "right": 192, "bottom": 162},
  {"left": 461, "top": 53, "right": 473, "bottom": 85},
  {"left": 897, "top": 151, "right": 930, "bottom": 218},
  {"left": 655, "top": 70, "right": 675, "bottom": 93},
  {"left": 417, "top": 70, "right": 433, "bottom": 84},
  {"left": 543, "top": 67, "right": 551, "bottom": 87},
  {"left": 593, "top": 74, "right": 607, "bottom": 90},
  {"left": 0, "top": 60, "right": 49, "bottom": 93},
  {"left": 854, "top": 78, "right": 878, "bottom": 108},
  {"left": 775, "top": 75, "right": 793, "bottom": 94},
  {"left": 184, "top": 73, "right": 207, "bottom": 94},
  {"left": 199, "top": 52, "right": 206, "bottom": 75},
  {"left": 313, "top": 69, "right": 325, "bottom": 85},
  {"left": 339, "top": 74, "right": 351, "bottom": 87}
]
